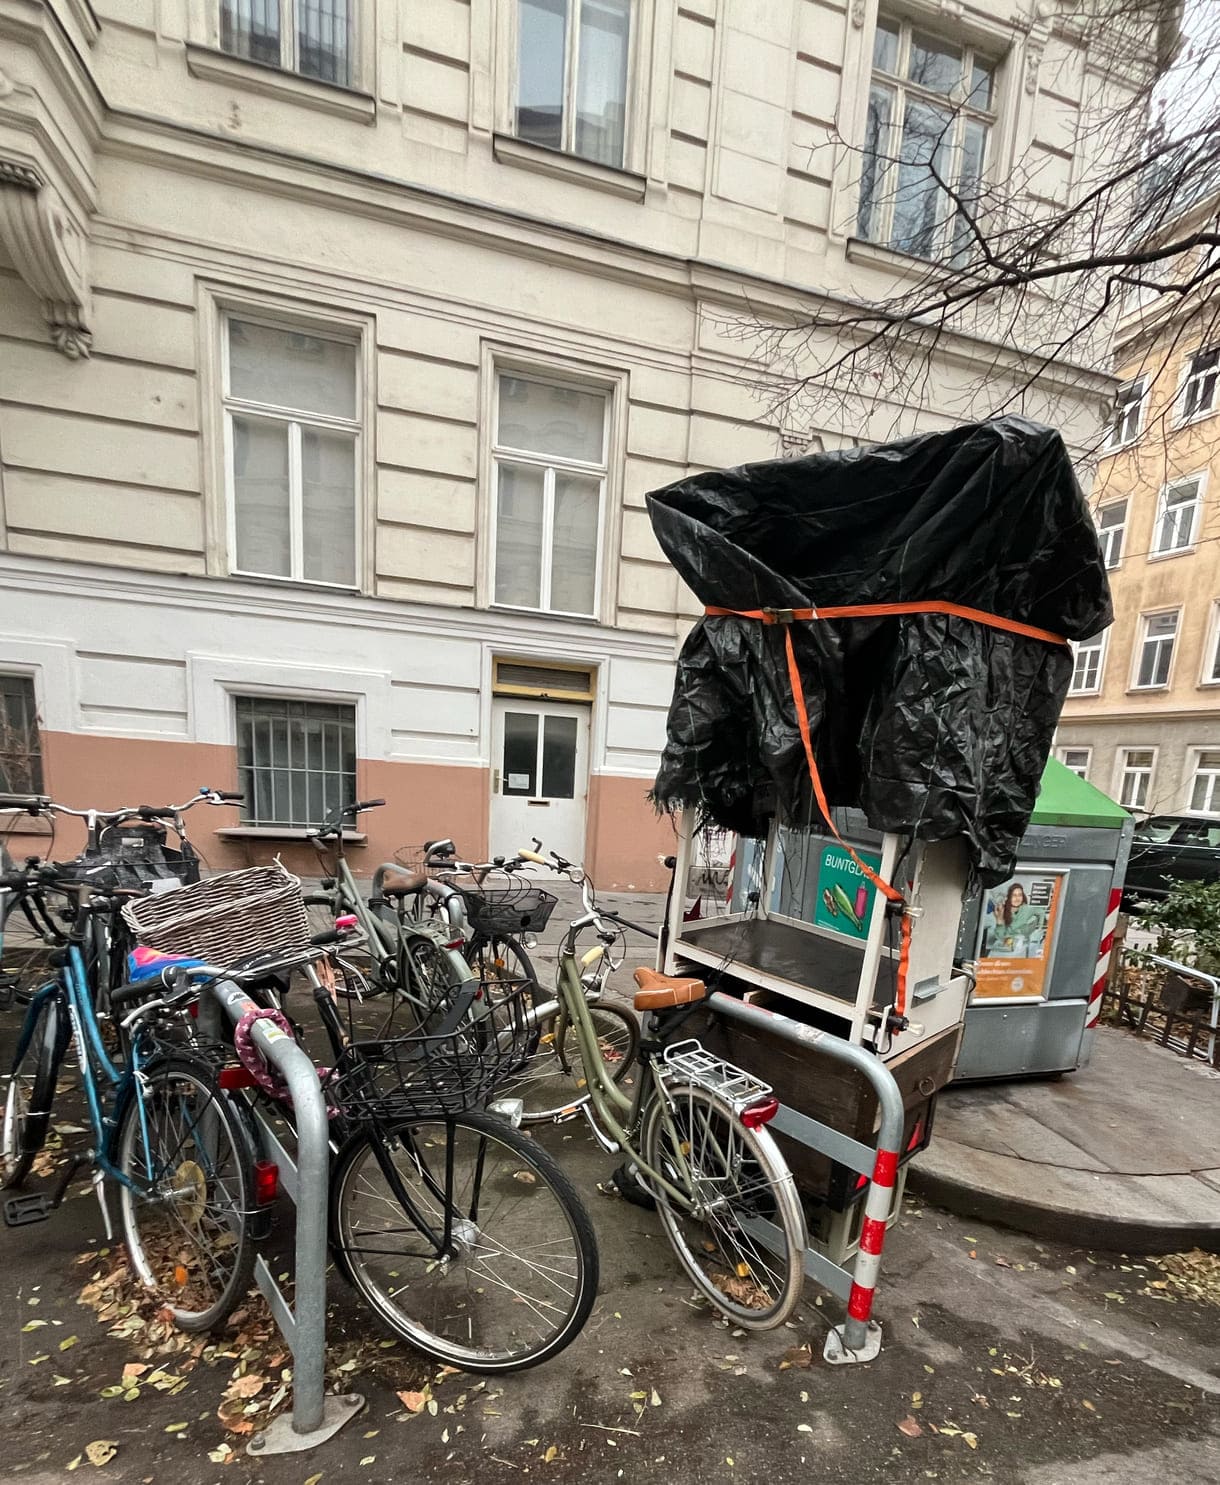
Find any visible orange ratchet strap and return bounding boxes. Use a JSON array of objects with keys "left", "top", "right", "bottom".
[{"left": 706, "top": 601, "right": 1069, "bottom": 1021}]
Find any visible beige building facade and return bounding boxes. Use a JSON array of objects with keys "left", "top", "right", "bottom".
[
  {"left": 1, "top": 0, "right": 1126, "bottom": 885},
  {"left": 1057, "top": 210, "right": 1220, "bottom": 819}
]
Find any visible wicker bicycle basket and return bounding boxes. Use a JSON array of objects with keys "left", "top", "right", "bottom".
[
  {"left": 323, "top": 977, "right": 534, "bottom": 1120},
  {"left": 120, "top": 863, "right": 311, "bottom": 968}
]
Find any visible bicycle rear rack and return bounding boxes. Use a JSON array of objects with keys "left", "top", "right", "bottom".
[{"left": 662, "top": 1039, "right": 773, "bottom": 1112}]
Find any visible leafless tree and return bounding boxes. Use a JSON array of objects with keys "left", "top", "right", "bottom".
[{"left": 740, "top": 0, "right": 1220, "bottom": 466}]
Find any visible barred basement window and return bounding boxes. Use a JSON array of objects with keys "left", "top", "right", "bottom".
[
  {"left": 236, "top": 695, "right": 356, "bottom": 828},
  {"left": 0, "top": 676, "right": 43, "bottom": 796}
]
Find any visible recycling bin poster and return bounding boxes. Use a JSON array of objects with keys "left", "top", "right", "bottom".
[
  {"left": 973, "top": 870, "right": 1065, "bottom": 1000},
  {"left": 813, "top": 844, "right": 882, "bottom": 940}
]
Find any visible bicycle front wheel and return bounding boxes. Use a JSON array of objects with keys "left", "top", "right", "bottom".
[
  {"left": 116, "top": 1056, "right": 257, "bottom": 1332},
  {"left": 642, "top": 1081, "right": 805, "bottom": 1330},
  {"left": 1, "top": 991, "right": 63, "bottom": 1190},
  {"left": 331, "top": 1109, "right": 598, "bottom": 1372},
  {"left": 506, "top": 1000, "right": 640, "bottom": 1125}
]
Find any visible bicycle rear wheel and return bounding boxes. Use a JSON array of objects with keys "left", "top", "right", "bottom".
[
  {"left": 505, "top": 1000, "right": 639, "bottom": 1125},
  {"left": 642, "top": 1081, "right": 805, "bottom": 1329},
  {"left": 466, "top": 934, "right": 541, "bottom": 1006},
  {"left": 1, "top": 991, "right": 63, "bottom": 1190},
  {"left": 331, "top": 1108, "right": 598, "bottom": 1372},
  {"left": 115, "top": 1055, "right": 257, "bottom": 1332}
]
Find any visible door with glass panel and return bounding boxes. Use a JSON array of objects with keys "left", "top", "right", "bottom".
[{"left": 490, "top": 700, "right": 589, "bottom": 866}]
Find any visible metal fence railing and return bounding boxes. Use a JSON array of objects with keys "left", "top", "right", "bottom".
[{"left": 1103, "top": 950, "right": 1220, "bottom": 1067}]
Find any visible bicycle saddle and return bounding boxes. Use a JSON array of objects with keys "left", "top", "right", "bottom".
[{"left": 632, "top": 966, "right": 707, "bottom": 1011}]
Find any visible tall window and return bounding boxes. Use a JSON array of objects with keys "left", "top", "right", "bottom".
[
  {"left": 1096, "top": 500, "right": 1126, "bottom": 570},
  {"left": 0, "top": 675, "right": 42, "bottom": 796},
  {"left": 1134, "top": 611, "right": 1179, "bottom": 689},
  {"left": 1118, "top": 748, "right": 1155, "bottom": 811},
  {"left": 1190, "top": 751, "right": 1220, "bottom": 814},
  {"left": 220, "top": 2, "right": 352, "bottom": 86},
  {"left": 1180, "top": 346, "right": 1219, "bottom": 422},
  {"left": 1207, "top": 605, "right": 1220, "bottom": 684},
  {"left": 236, "top": 696, "right": 356, "bottom": 827},
  {"left": 224, "top": 316, "right": 360, "bottom": 588},
  {"left": 1151, "top": 474, "right": 1202, "bottom": 557},
  {"left": 1056, "top": 747, "right": 1091, "bottom": 780},
  {"left": 492, "top": 373, "right": 607, "bottom": 617},
  {"left": 1106, "top": 377, "right": 1147, "bottom": 449},
  {"left": 858, "top": 17, "right": 995, "bottom": 262},
  {"left": 515, "top": 0, "right": 631, "bottom": 168},
  {"left": 1068, "top": 634, "right": 1105, "bottom": 695}
]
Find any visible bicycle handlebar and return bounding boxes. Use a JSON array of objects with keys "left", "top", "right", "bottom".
[
  {"left": 306, "top": 798, "right": 386, "bottom": 839},
  {"left": 10, "top": 787, "right": 243, "bottom": 826}
]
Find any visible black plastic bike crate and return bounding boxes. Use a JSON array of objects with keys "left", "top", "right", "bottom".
[
  {"left": 60, "top": 823, "right": 200, "bottom": 892},
  {"left": 457, "top": 884, "right": 557, "bottom": 937}
]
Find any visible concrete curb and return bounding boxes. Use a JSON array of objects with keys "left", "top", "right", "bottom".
[{"left": 911, "top": 1139, "right": 1220, "bottom": 1255}]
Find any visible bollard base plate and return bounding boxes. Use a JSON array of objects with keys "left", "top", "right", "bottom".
[
  {"left": 248, "top": 1393, "right": 365, "bottom": 1456},
  {"left": 823, "top": 1321, "right": 882, "bottom": 1365}
]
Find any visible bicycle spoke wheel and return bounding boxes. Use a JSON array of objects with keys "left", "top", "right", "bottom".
[
  {"left": 116, "top": 1056, "right": 256, "bottom": 1332},
  {"left": 332, "top": 1108, "right": 598, "bottom": 1372},
  {"left": 1, "top": 992, "right": 62, "bottom": 1190},
  {"left": 642, "top": 1082, "right": 805, "bottom": 1329},
  {"left": 505, "top": 1001, "right": 639, "bottom": 1125},
  {"left": 467, "top": 936, "right": 541, "bottom": 1007}
]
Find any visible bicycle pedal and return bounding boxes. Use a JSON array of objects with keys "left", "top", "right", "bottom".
[{"left": 4, "top": 1192, "right": 53, "bottom": 1227}]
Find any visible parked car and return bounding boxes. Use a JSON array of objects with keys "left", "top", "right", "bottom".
[{"left": 1121, "top": 813, "right": 1220, "bottom": 909}]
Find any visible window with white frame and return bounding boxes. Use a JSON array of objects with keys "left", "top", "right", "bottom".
[
  {"left": 1206, "top": 604, "right": 1220, "bottom": 684},
  {"left": 515, "top": 0, "right": 632, "bottom": 168},
  {"left": 1096, "top": 500, "right": 1127, "bottom": 570},
  {"left": 220, "top": 1, "right": 353, "bottom": 86},
  {"left": 1180, "top": 346, "right": 1219, "bottom": 422},
  {"left": 0, "top": 674, "right": 42, "bottom": 796},
  {"left": 857, "top": 16, "right": 996, "bottom": 262},
  {"left": 1106, "top": 377, "right": 1147, "bottom": 449},
  {"left": 235, "top": 695, "right": 356, "bottom": 827},
  {"left": 1118, "top": 748, "right": 1155, "bottom": 811},
  {"left": 224, "top": 316, "right": 360, "bottom": 588},
  {"left": 492, "top": 372, "right": 608, "bottom": 617},
  {"left": 1189, "top": 750, "right": 1220, "bottom": 814},
  {"left": 1056, "top": 746, "right": 1091, "bottom": 780},
  {"left": 1134, "top": 611, "right": 1179, "bottom": 689},
  {"left": 1069, "top": 633, "right": 1106, "bottom": 695},
  {"left": 1151, "top": 474, "right": 1202, "bottom": 556}
]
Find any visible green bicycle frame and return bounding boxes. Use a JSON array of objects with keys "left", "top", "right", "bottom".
[{"left": 551, "top": 943, "right": 701, "bottom": 1213}]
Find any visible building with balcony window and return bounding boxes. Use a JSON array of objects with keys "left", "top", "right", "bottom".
[
  {"left": 1056, "top": 189, "right": 1220, "bottom": 817},
  {"left": 1, "top": 1, "right": 1140, "bottom": 884}
]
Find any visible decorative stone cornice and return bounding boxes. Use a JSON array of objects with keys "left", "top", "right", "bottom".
[{"left": 0, "top": 157, "right": 92, "bottom": 357}]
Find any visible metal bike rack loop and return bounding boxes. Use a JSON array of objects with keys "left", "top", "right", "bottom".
[
  {"left": 708, "top": 990, "right": 904, "bottom": 1363},
  {"left": 201, "top": 982, "right": 364, "bottom": 1454}
]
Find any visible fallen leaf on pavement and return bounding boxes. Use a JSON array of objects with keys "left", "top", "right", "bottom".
[
  {"left": 396, "top": 1390, "right": 428, "bottom": 1414},
  {"left": 897, "top": 1416, "right": 922, "bottom": 1438},
  {"left": 963, "top": 1432, "right": 979, "bottom": 1450},
  {"left": 85, "top": 1441, "right": 118, "bottom": 1467},
  {"left": 778, "top": 1345, "right": 813, "bottom": 1371}
]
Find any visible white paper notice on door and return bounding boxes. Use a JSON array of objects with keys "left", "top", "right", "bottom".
[{"left": 508, "top": 773, "right": 530, "bottom": 789}]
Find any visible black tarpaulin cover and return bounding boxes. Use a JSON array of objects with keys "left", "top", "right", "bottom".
[{"left": 647, "top": 417, "right": 1113, "bottom": 885}]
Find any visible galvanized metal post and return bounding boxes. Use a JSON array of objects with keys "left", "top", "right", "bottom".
[
  {"left": 205, "top": 980, "right": 363, "bottom": 1454},
  {"left": 708, "top": 990, "right": 904, "bottom": 1362}
]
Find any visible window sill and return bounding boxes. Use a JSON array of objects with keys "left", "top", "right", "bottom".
[
  {"left": 215, "top": 826, "right": 367, "bottom": 843},
  {"left": 228, "top": 568, "right": 363, "bottom": 598},
  {"left": 489, "top": 602, "right": 602, "bottom": 625},
  {"left": 1147, "top": 546, "right": 1195, "bottom": 562},
  {"left": 1126, "top": 686, "right": 1170, "bottom": 696},
  {"left": 845, "top": 235, "right": 947, "bottom": 276},
  {"left": 491, "top": 134, "right": 646, "bottom": 201},
  {"left": 184, "top": 45, "right": 376, "bottom": 124},
  {"left": 1172, "top": 408, "right": 1219, "bottom": 432}
]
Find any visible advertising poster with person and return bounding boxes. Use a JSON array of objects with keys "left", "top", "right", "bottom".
[{"left": 974, "top": 871, "right": 1064, "bottom": 1000}]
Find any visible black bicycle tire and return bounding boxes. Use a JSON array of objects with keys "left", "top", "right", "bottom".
[
  {"left": 114, "top": 1054, "right": 259, "bottom": 1332},
  {"left": 330, "top": 1108, "right": 599, "bottom": 1372},
  {"left": 465, "top": 933, "right": 542, "bottom": 1007},
  {"left": 1, "top": 993, "right": 64, "bottom": 1190}
]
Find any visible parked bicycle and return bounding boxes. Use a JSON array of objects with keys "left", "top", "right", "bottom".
[
  {"left": 515, "top": 844, "right": 808, "bottom": 1329},
  {"left": 120, "top": 864, "right": 600, "bottom": 1374},
  {"left": 0, "top": 861, "right": 260, "bottom": 1331}
]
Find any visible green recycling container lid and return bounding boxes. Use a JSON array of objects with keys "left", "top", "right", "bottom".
[{"left": 1031, "top": 757, "right": 1128, "bottom": 830}]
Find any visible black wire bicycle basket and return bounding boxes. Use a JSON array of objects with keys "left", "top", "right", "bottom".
[
  {"left": 322, "top": 977, "right": 534, "bottom": 1120},
  {"left": 456, "top": 879, "right": 557, "bottom": 937}
]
